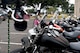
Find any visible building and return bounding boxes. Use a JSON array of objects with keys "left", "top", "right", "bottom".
[{"left": 74, "top": 0, "right": 80, "bottom": 17}]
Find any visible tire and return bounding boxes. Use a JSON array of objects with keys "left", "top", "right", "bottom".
[{"left": 10, "top": 48, "right": 26, "bottom": 53}]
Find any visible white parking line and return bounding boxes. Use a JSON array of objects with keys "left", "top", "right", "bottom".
[
  {"left": 0, "top": 42, "right": 22, "bottom": 45},
  {"left": 10, "top": 32, "right": 27, "bottom": 35}
]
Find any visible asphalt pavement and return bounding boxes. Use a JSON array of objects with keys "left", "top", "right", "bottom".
[{"left": 0, "top": 19, "right": 35, "bottom": 53}]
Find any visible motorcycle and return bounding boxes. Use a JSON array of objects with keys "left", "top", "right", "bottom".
[
  {"left": 65, "top": 16, "right": 78, "bottom": 27},
  {"left": 10, "top": 6, "right": 80, "bottom": 53},
  {"left": 10, "top": 20, "right": 80, "bottom": 53},
  {"left": 20, "top": 22, "right": 80, "bottom": 53},
  {"left": 0, "top": 7, "right": 8, "bottom": 24},
  {"left": 57, "top": 19, "right": 80, "bottom": 32},
  {"left": 6, "top": 5, "right": 31, "bottom": 31}
]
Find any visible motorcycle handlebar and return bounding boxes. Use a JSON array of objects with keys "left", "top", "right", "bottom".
[{"left": 6, "top": 6, "right": 29, "bottom": 22}]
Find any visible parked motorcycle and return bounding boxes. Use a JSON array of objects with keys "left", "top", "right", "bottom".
[
  {"left": 0, "top": 7, "right": 8, "bottom": 24},
  {"left": 10, "top": 23, "right": 80, "bottom": 53},
  {"left": 20, "top": 22, "right": 80, "bottom": 53},
  {"left": 6, "top": 5, "right": 31, "bottom": 31},
  {"left": 10, "top": 6, "right": 80, "bottom": 53}
]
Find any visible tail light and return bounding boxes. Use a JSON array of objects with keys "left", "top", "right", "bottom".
[{"left": 77, "top": 35, "right": 80, "bottom": 39}]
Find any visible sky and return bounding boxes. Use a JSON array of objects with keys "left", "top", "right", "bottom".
[{"left": 69, "top": 0, "right": 75, "bottom": 4}]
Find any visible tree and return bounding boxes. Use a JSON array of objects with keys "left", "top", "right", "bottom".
[
  {"left": 68, "top": 4, "right": 74, "bottom": 13},
  {"left": 1, "top": 0, "right": 69, "bottom": 13},
  {"left": 26, "top": 0, "right": 69, "bottom": 13}
]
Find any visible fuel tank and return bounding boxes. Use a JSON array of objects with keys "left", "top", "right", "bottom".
[{"left": 35, "top": 32, "right": 69, "bottom": 49}]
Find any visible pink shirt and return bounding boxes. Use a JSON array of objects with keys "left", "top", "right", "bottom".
[{"left": 34, "top": 19, "right": 40, "bottom": 26}]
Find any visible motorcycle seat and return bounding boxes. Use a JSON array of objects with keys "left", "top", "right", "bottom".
[
  {"left": 73, "top": 27, "right": 80, "bottom": 31},
  {"left": 63, "top": 31, "right": 80, "bottom": 38},
  {"left": 70, "top": 41, "right": 80, "bottom": 50}
]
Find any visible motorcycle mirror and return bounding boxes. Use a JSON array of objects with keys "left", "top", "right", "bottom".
[{"left": 14, "top": 21, "right": 27, "bottom": 31}]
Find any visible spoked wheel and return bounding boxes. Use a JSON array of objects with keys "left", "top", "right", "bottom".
[
  {"left": 14, "top": 21, "right": 27, "bottom": 31},
  {"left": 10, "top": 48, "right": 26, "bottom": 53}
]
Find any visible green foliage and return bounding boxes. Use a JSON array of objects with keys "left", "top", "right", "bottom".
[
  {"left": 26, "top": 0, "right": 69, "bottom": 13},
  {"left": 69, "top": 4, "right": 74, "bottom": 13},
  {"left": 47, "top": 6, "right": 56, "bottom": 14}
]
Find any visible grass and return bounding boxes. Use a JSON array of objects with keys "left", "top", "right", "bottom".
[{"left": 30, "top": 14, "right": 68, "bottom": 19}]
